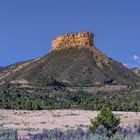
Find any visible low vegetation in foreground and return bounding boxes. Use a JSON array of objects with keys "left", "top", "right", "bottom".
[
  {"left": 23, "top": 126, "right": 140, "bottom": 140},
  {"left": 1, "top": 126, "right": 140, "bottom": 140},
  {"left": 0, "top": 107, "right": 140, "bottom": 140}
]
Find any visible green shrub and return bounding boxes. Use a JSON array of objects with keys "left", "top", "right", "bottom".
[{"left": 90, "top": 107, "right": 120, "bottom": 137}]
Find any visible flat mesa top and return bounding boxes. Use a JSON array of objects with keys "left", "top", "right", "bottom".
[
  {"left": 52, "top": 32, "right": 94, "bottom": 50},
  {"left": 52, "top": 32, "right": 94, "bottom": 41}
]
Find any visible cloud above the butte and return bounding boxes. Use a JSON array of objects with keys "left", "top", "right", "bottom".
[{"left": 133, "top": 55, "right": 140, "bottom": 63}]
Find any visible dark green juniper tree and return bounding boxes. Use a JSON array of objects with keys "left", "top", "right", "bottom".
[{"left": 90, "top": 107, "right": 120, "bottom": 137}]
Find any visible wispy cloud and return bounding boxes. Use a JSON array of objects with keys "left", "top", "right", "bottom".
[
  {"left": 123, "top": 63, "right": 139, "bottom": 68},
  {"left": 123, "top": 63, "right": 128, "bottom": 68}
]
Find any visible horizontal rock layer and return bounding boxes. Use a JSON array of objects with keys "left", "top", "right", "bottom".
[{"left": 52, "top": 32, "right": 94, "bottom": 50}]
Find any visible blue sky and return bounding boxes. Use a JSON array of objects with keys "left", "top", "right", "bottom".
[{"left": 0, "top": 0, "right": 140, "bottom": 68}]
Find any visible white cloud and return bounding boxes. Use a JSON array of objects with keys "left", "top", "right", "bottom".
[{"left": 133, "top": 55, "right": 140, "bottom": 61}]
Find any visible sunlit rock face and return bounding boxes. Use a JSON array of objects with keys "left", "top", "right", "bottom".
[
  {"left": 52, "top": 32, "right": 94, "bottom": 50},
  {"left": 130, "top": 67, "right": 140, "bottom": 76}
]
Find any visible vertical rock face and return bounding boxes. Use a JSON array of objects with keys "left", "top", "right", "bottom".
[{"left": 52, "top": 32, "right": 94, "bottom": 50}]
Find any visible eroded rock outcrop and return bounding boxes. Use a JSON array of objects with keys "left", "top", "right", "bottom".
[
  {"left": 130, "top": 68, "right": 140, "bottom": 76},
  {"left": 52, "top": 32, "right": 94, "bottom": 50}
]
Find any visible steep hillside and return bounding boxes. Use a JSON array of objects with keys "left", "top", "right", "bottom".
[
  {"left": 0, "top": 60, "right": 33, "bottom": 81},
  {"left": 0, "top": 32, "right": 139, "bottom": 86}
]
